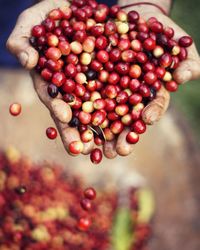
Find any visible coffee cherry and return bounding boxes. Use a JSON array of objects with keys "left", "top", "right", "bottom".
[
  {"left": 178, "top": 36, "right": 193, "bottom": 47},
  {"left": 143, "top": 71, "right": 157, "bottom": 85},
  {"left": 121, "top": 50, "right": 135, "bottom": 63},
  {"left": 41, "top": 68, "right": 52, "bottom": 81},
  {"left": 91, "top": 110, "right": 106, "bottom": 126},
  {"left": 95, "top": 36, "right": 108, "bottom": 50},
  {"left": 81, "top": 129, "right": 94, "bottom": 143},
  {"left": 179, "top": 47, "right": 188, "bottom": 61},
  {"left": 46, "top": 127, "right": 57, "bottom": 140},
  {"left": 118, "top": 38, "right": 131, "bottom": 51},
  {"left": 163, "top": 71, "right": 172, "bottom": 82},
  {"left": 90, "top": 148, "right": 103, "bottom": 164},
  {"left": 90, "top": 91, "right": 101, "bottom": 102},
  {"left": 149, "top": 21, "right": 163, "bottom": 33},
  {"left": 159, "top": 53, "right": 172, "bottom": 68},
  {"left": 143, "top": 38, "right": 156, "bottom": 50},
  {"left": 65, "top": 63, "right": 77, "bottom": 77},
  {"left": 129, "top": 64, "right": 142, "bottom": 78},
  {"left": 43, "top": 18, "right": 55, "bottom": 31},
  {"left": 132, "top": 120, "right": 146, "bottom": 134},
  {"left": 128, "top": 10, "right": 139, "bottom": 23},
  {"left": 110, "top": 120, "right": 124, "bottom": 134},
  {"left": 77, "top": 217, "right": 91, "bottom": 231},
  {"left": 80, "top": 52, "right": 92, "bottom": 65},
  {"left": 32, "top": 25, "right": 45, "bottom": 37},
  {"left": 82, "top": 101, "right": 94, "bottom": 113},
  {"left": 85, "top": 70, "right": 97, "bottom": 80},
  {"left": 68, "top": 141, "right": 84, "bottom": 155},
  {"left": 47, "top": 34, "right": 59, "bottom": 47},
  {"left": 121, "top": 114, "right": 132, "bottom": 126},
  {"left": 115, "top": 62, "right": 129, "bottom": 75},
  {"left": 126, "top": 131, "right": 139, "bottom": 144},
  {"left": 47, "top": 84, "right": 58, "bottom": 98},
  {"left": 153, "top": 45, "right": 164, "bottom": 58},
  {"left": 79, "top": 111, "right": 92, "bottom": 125},
  {"left": 120, "top": 76, "right": 130, "bottom": 89},
  {"left": 116, "top": 91, "right": 129, "bottom": 104},
  {"left": 165, "top": 80, "right": 178, "bottom": 92},
  {"left": 69, "top": 116, "right": 80, "bottom": 127},
  {"left": 117, "top": 22, "right": 129, "bottom": 34},
  {"left": 93, "top": 99, "right": 106, "bottom": 110},
  {"left": 96, "top": 50, "right": 109, "bottom": 63},
  {"left": 105, "top": 85, "right": 118, "bottom": 99},
  {"left": 46, "top": 47, "right": 62, "bottom": 60},
  {"left": 131, "top": 39, "right": 142, "bottom": 52},
  {"left": 48, "top": 9, "right": 63, "bottom": 20},
  {"left": 70, "top": 41, "right": 83, "bottom": 54},
  {"left": 9, "top": 103, "right": 22, "bottom": 116},
  {"left": 84, "top": 187, "right": 96, "bottom": 200},
  {"left": 108, "top": 72, "right": 120, "bottom": 85},
  {"left": 129, "top": 93, "right": 142, "bottom": 105},
  {"left": 80, "top": 198, "right": 92, "bottom": 211},
  {"left": 90, "top": 60, "right": 103, "bottom": 71},
  {"left": 52, "top": 72, "right": 66, "bottom": 87},
  {"left": 58, "top": 41, "right": 71, "bottom": 55}
]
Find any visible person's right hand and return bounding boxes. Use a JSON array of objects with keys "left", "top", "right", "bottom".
[{"left": 6, "top": 0, "right": 95, "bottom": 155}]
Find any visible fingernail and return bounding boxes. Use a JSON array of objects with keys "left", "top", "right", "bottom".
[
  {"left": 18, "top": 51, "right": 28, "bottom": 67},
  {"left": 182, "top": 70, "right": 192, "bottom": 84}
]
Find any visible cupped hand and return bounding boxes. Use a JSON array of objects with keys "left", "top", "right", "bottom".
[
  {"left": 7, "top": 2, "right": 200, "bottom": 159},
  {"left": 104, "top": 8, "right": 200, "bottom": 159},
  {"left": 6, "top": 0, "right": 94, "bottom": 155}
]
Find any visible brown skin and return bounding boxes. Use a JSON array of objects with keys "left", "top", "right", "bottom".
[{"left": 7, "top": 0, "right": 200, "bottom": 157}]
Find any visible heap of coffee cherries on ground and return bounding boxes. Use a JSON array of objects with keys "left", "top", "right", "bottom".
[
  {"left": 30, "top": 0, "right": 193, "bottom": 164},
  {"left": 0, "top": 149, "right": 152, "bottom": 250}
]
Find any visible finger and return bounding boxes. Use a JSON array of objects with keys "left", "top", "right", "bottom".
[
  {"left": 103, "top": 140, "right": 117, "bottom": 159},
  {"left": 6, "top": 0, "right": 68, "bottom": 69},
  {"left": 6, "top": 37, "right": 39, "bottom": 69},
  {"left": 31, "top": 71, "right": 72, "bottom": 123},
  {"left": 173, "top": 58, "right": 200, "bottom": 84},
  {"left": 116, "top": 128, "right": 134, "bottom": 156},
  {"left": 53, "top": 118, "right": 94, "bottom": 155},
  {"left": 82, "top": 140, "right": 95, "bottom": 155},
  {"left": 142, "top": 86, "right": 170, "bottom": 125}
]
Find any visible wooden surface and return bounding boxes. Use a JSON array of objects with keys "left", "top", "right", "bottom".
[{"left": 0, "top": 69, "right": 200, "bottom": 250}]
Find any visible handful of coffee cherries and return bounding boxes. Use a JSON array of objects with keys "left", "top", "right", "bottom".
[{"left": 30, "top": 0, "right": 193, "bottom": 164}]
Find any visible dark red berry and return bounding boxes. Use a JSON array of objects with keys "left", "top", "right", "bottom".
[{"left": 46, "top": 127, "right": 57, "bottom": 140}]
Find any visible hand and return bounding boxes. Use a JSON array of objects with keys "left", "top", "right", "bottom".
[
  {"left": 6, "top": 0, "right": 94, "bottom": 155},
  {"left": 104, "top": 6, "right": 200, "bottom": 158}
]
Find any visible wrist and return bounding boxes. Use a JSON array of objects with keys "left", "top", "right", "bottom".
[{"left": 118, "top": 0, "right": 172, "bottom": 16}]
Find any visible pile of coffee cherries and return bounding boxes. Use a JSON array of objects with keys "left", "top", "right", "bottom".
[
  {"left": 0, "top": 149, "right": 152, "bottom": 250},
  {"left": 30, "top": 0, "right": 193, "bottom": 164}
]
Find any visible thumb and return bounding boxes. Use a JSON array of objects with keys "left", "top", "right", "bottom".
[
  {"left": 173, "top": 58, "right": 200, "bottom": 84},
  {"left": 6, "top": 35, "right": 39, "bottom": 69}
]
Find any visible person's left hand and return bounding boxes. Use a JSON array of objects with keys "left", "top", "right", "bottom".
[{"left": 103, "top": 6, "right": 200, "bottom": 159}]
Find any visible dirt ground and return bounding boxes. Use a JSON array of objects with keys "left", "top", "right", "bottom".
[{"left": 0, "top": 69, "right": 200, "bottom": 250}]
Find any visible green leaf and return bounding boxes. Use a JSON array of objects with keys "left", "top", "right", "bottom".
[
  {"left": 137, "top": 188, "right": 155, "bottom": 224},
  {"left": 111, "top": 207, "right": 134, "bottom": 250}
]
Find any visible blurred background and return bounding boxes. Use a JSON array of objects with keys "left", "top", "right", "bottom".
[{"left": 0, "top": 0, "right": 200, "bottom": 249}]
